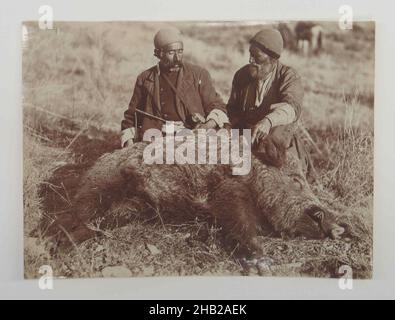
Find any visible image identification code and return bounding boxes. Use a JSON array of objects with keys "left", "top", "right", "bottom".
[{"left": 148, "top": 304, "right": 247, "bottom": 317}]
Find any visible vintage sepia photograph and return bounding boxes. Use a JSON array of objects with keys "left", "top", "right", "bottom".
[{"left": 23, "top": 21, "right": 374, "bottom": 279}]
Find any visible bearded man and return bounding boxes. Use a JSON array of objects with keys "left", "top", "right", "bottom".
[{"left": 227, "top": 28, "right": 310, "bottom": 171}]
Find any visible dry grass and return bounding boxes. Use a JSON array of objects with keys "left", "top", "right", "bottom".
[{"left": 23, "top": 21, "right": 374, "bottom": 279}]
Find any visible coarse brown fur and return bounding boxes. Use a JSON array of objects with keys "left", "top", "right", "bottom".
[{"left": 48, "top": 138, "right": 345, "bottom": 257}]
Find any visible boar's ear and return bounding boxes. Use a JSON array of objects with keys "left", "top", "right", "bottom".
[{"left": 290, "top": 174, "right": 305, "bottom": 190}]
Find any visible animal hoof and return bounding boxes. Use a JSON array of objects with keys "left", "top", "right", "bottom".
[
  {"left": 330, "top": 226, "right": 345, "bottom": 240},
  {"left": 241, "top": 258, "right": 258, "bottom": 268},
  {"left": 240, "top": 257, "right": 274, "bottom": 276}
]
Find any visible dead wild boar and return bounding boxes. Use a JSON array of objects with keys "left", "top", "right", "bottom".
[{"left": 49, "top": 137, "right": 345, "bottom": 256}]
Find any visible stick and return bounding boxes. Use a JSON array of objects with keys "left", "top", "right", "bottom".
[
  {"left": 24, "top": 104, "right": 114, "bottom": 131},
  {"left": 55, "top": 113, "right": 97, "bottom": 160},
  {"left": 300, "top": 125, "right": 324, "bottom": 157},
  {"left": 24, "top": 125, "right": 52, "bottom": 142}
]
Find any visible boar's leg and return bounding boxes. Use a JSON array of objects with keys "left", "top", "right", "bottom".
[
  {"left": 208, "top": 178, "right": 264, "bottom": 257},
  {"left": 49, "top": 194, "right": 153, "bottom": 250},
  {"left": 49, "top": 169, "right": 151, "bottom": 249}
]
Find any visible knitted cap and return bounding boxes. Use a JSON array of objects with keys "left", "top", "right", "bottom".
[
  {"left": 250, "top": 28, "right": 284, "bottom": 59},
  {"left": 154, "top": 27, "right": 183, "bottom": 49}
]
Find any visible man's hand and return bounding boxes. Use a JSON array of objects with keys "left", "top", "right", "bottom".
[
  {"left": 194, "top": 119, "right": 217, "bottom": 130},
  {"left": 252, "top": 118, "right": 272, "bottom": 145},
  {"left": 121, "top": 128, "right": 136, "bottom": 148},
  {"left": 123, "top": 139, "right": 134, "bottom": 148}
]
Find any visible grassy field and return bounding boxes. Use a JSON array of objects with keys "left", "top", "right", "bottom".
[{"left": 23, "top": 21, "right": 374, "bottom": 279}]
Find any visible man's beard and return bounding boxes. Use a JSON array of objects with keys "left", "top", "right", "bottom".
[
  {"left": 161, "top": 59, "right": 183, "bottom": 72},
  {"left": 249, "top": 63, "right": 273, "bottom": 80}
]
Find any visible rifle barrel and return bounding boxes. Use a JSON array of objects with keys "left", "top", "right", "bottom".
[{"left": 135, "top": 109, "right": 166, "bottom": 123}]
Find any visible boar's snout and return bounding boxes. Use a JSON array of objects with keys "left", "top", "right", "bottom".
[{"left": 304, "top": 205, "right": 345, "bottom": 240}]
